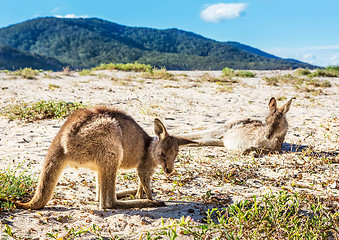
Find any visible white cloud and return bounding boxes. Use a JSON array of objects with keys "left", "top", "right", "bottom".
[
  {"left": 200, "top": 3, "right": 248, "bottom": 23},
  {"left": 302, "top": 53, "right": 315, "bottom": 61},
  {"left": 55, "top": 14, "right": 89, "bottom": 19},
  {"left": 329, "top": 56, "right": 339, "bottom": 66},
  {"left": 51, "top": 7, "right": 60, "bottom": 13}
]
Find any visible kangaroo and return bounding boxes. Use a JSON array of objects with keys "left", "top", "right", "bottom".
[
  {"left": 6, "top": 106, "right": 195, "bottom": 210},
  {"left": 179, "top": 97, "right": 293, "bottom": 155}
]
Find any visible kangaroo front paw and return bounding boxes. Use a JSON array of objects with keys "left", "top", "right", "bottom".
[
  {"left": 136, "top": 191, "right": 148, "bottom": 199},
  {"left": 242, "top": 149, "right": 251, "bottom": 155},
  {"left": 242, "top": 147, "right": 257, "bottom": 155}
]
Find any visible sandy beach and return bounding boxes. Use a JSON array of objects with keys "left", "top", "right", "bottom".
[{"left": 0, "top": 69, "right": 338, "bottom": 239}]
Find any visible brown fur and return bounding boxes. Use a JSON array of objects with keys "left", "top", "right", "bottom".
[
  {"left": 11, "top": 106, "right": 195, "bottom": 210},
  {"left": 179, "top": 97, "right": 293, "bottom": 155}
]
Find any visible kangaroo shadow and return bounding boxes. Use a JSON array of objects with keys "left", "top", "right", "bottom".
[
  {"left": 5, "top": 200, "right": 215, "bottom": 223},
  {"left": 88, "top": 200, "right": 211, "bottom": 222},
  {"left": 282, "top": 142, "right": 339, "bottom": 158},
  {"left": 281, "top": 143, "right": 308, "bottom": 153}
]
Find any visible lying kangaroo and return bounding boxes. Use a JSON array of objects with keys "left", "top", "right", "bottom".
[
  {"left": 7, "top": 106, "right": 195, "bottom": 210},
  {"left": 179, "top": 97, "right": 292, "bottom": 155}
]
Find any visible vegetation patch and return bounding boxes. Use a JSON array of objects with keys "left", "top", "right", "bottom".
[
  {"left": 93, "top": 62, "right": 153, "bottom": 73},
  {"left": 199, "top": 73, "right": 239, "bottom": 84},
  {"left": 141, "top": 68, "right": 176, "bottom": 80},
  {"left": 222, "top": 67, "right": 256, "bottom": 78},
  {"left": 263, "top": 72, "right": 331, "bottom": 95},
  {"left": 0, "top": 166, "right": 37, "bottom": 211},
  {"left": 295, "top": 66, "right": 339, "bottom": 78},
  {"left": 264, "top": 74, "right": 299, "bottom": 86},
  {"left": 146, "top": 191, "right": 339, "bottom": 239},
  {"left": 48, "top": 84, "right": 61, "bottom": 91},
  {"left": 1, "top": 100, "right": 88, "bottom": 122},
  {"left": 78, "top": 69, "right": 95, "bottom": 76},
  {"left": 235, "top": 70, "right": 256, "bottom": 78},
  {"left": 7, "top": 68, "right": 40, "bottom": 79}
]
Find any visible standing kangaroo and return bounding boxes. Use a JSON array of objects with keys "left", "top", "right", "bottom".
[
  {"left": 9, "top": 106, "right": 195, "bottom": 210},
  {"left": 179, "top": 97, "right": 293, "bottom": 155}
]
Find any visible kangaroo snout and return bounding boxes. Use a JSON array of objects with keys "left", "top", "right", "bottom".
[{"left": 165, "top": 167, "right": 173, "bottom": 174}]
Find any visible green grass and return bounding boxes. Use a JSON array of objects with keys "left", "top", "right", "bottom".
[
  {"left": 263, "top": 74, "right": 298, "bottom": 86},
  {"left": 2, "top": 223, "right": 121, "bottom": 239},
  {"left": 266, "top": 66, "right": 338, "bottom": 90},
  {"left": 0, "top": 166, "right": 37, "bottom": 211},
  {"left": 1, "top": 100, "right": 88, "bottom": 122},
  {"left": 295, "top": 66, "right": 339, "bottom": 78},
  {"left": 141, "top": 68, "right": 176, "bottom": 80},
  {"left": 235, "top": 70, "right": 256, "bottom": 78},
  {"left": 263, "top": 74, "right": 331, "bottom": 95},
  {"left": 48, "top": 84, "right": 61, "bottom": 90},
  {"left": 222, "top": 67, "right": 256, "bottom": 78},
  {"left": 93, "top": 62, "right": 153, "bottom": 73},
  {"left": 78, "top": 69, "right": 96, "bottom": 76},
  {"left": 8, "top": 68, "right": 40, "bottom": 79},
  {"left": 309, "top": 68, "right": 339, "bottom": 77},
  {"left": 200, "top": 73, "right": 237, "bottom": 83},
  {"left": 221, "top": 67, "right": 235, "bottom": 78},
  {"left": 44, "top": 224, "right": 120, "bottom": 240},
  {"left": 294, "top": 68, "right": 312, "bottom": 76},
  {"left": 146, "top": 191, "right": 339, "bottom": 239},
  {"left": 197, "top": 72, "right": 239, "bottom": 93}
]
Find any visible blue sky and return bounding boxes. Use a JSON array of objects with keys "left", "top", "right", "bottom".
[{"left": 1, "top": 0, "right": 338, "bottom": 67}]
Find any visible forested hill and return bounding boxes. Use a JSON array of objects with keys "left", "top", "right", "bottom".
[
  {"left": 0, "top": 17, "right": 316, "bottom": 70},
  {"left": 0, "top": 44, "right": 64, "bottom": 70}
]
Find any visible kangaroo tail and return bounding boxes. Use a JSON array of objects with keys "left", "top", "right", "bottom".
[
  {"left": 177, "top": 126, "right": 225, "bottom": 140},
  {"left": 196, "top": 138, "right": 224, "bottom": 146},
  {"left": 15, "top": 146, "right": 67, "bottom": 210},
  {"left": 178, "top": 118, "right": 253, "bottom": 140}
]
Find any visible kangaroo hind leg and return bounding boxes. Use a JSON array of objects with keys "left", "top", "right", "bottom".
[{"left": 98, "top": 166, "right": 118, "bottom": 209}]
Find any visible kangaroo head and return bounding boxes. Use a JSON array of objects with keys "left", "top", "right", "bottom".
[
  {"left": 153, "top": 118, "right": 196, "bottom": 174},
  {"left": 265, "top": 97, "right": 293, "bottom": 140}
]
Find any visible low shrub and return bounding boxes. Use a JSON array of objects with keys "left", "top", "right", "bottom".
[
  {"left": 1, "top": 100, "right": 87, "bottom": 122},
  {"left": 11, "top": 68, "right": 40, "bottom": 79},
  {"left": 93, "top": 62, "right": 153, "bottom": 73}
]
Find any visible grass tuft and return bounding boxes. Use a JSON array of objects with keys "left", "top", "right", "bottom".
[
  {"left": 295, "top": 66, "right": 339, "bottom": 78},
  {"left": 0, "top": 166, "right": 37, "bottom": 211},
  {"left": 221, "top": 67, "right": 235, "bottom": 78},
  {"left": 7, "top": 68, "right": 40, "bottom": 79},
  {"left": 93, "top": 62, "right": 153, "bottom": 73},
  {"left": 294, "top": 68, "right": 312, "bottom": 76},
  {"left": 78, "top": 69, "right": 95, "bottom": 76},
  {"left": 263, "top": 73, "right": 332, "bottom": 95},
  {"left": 146, "top": 191, "right": 339, "bottom": 239},
  {"left": 222, "top": 67, "right": 256, "bottom": 78},
  {"left": 141, "top": 68, "right": 176, "bottom": 80},
  {"left": 1, "top": 100, "right": 88, "bottom": 122}
]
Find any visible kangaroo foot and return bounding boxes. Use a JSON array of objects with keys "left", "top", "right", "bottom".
[
  {"left": 116, "top": 189, "right": 138, "bottom": 199},
  {"left": 104, "top": 199, "right": 166, "bottom": 209}
]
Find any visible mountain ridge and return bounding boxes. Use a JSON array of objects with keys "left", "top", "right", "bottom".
[
  {"left": 0, "top": 44, "right": 64, "bottom": 70},
  {"left": 0, "top": 17, "right": 317, "bottom": 70}
]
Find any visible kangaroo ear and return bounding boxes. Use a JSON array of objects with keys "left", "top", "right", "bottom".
[
  {"left": 269, "top": 97, "right": 277, "bottom": 111},
  {"left": 154, "top": 118, "right": 168, "bottom": 140},
  {"left": 280, "top": 98, "right": 293, "bottom": 114},
  {"left": 176, "top": 137, "right": 198, "bottom": 146}
]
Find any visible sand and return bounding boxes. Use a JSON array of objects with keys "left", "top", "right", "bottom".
[{"left": 0, "top": 69, "right": 338, "bottom": 239}]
